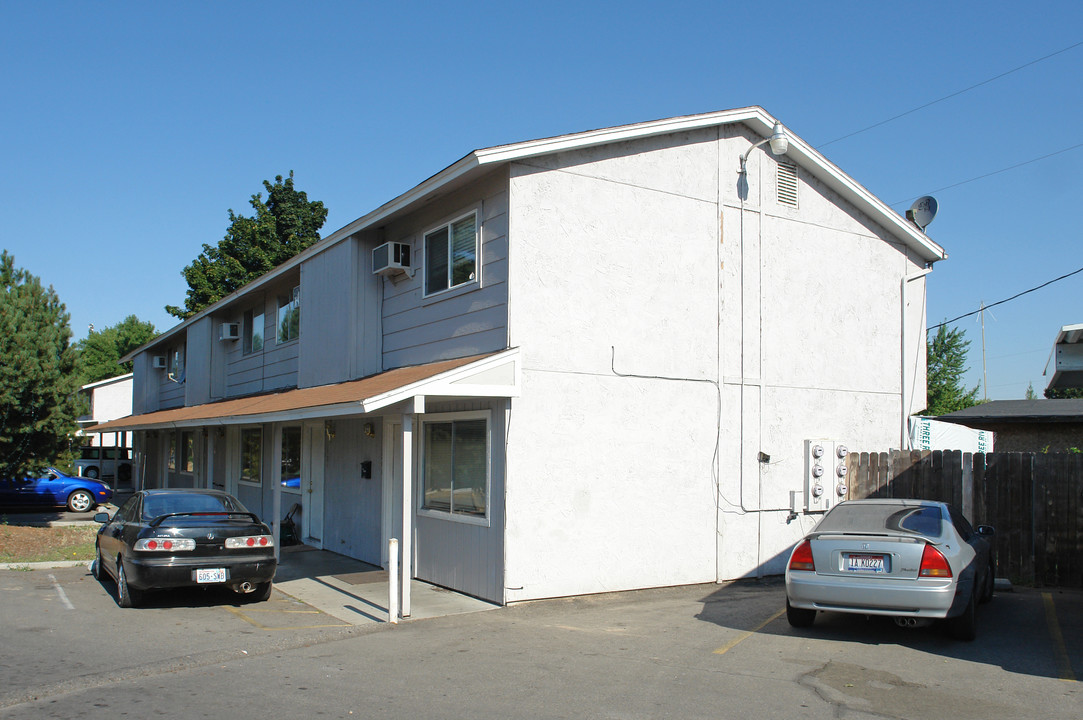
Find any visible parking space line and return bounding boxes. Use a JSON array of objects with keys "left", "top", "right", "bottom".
[
  {"left": 223, "top": 605, "right": 351, "bottom": 630},
  {"left": 712, "top": 607, "right": 786, "bottom": 655},
  {"left": 48, "top": 574, "right": 74, "bottom": 610},
  {"left": 1042, "top": 592, "right": 1076, "bottom": 682}
]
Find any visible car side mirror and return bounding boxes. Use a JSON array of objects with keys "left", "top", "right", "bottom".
[
  {"left": 93, "top": 512, "right": 111, "bottom": 524},
  {"left": 976, "top": 525, "right": 995, "bottom": 537}
]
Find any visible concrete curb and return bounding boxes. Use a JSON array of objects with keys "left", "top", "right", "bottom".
[{"left": 1, "top": 560, "right": 93, "bottom": 571}]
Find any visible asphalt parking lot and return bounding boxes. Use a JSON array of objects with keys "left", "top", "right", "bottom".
[{"left": 1, "top": 566, "right": 1079, "bottom": 719}]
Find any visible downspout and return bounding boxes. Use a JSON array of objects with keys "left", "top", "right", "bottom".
[{"left": 901, "top": 267, "right": 932, "bottom": 449}]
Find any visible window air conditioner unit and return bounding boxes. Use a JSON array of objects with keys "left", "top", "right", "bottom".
[
  {"left": 152, "top": 355, "right": 167, "bottom": 369},
  {"left": 219, "top": 322, "right": 240, "bottom": 341},
  {"left": 372, "top": 241, "right": 411, "bottom": 276}
]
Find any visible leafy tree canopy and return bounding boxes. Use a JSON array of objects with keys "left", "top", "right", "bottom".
[
  {"left": 76, "top": 315, "right": 158, "bottom": 384},
  {"left": 166, "top": 172, "right": 328, "bottom": 319},
  {"left": 1045, "top": 386, "right": 1083, "bottom": 399},
  {"left": 0, "top": 251, "right": 83, "bottom": 477},
  {"left": 923, "top": 324, "right": 981, "bottom": 416}
]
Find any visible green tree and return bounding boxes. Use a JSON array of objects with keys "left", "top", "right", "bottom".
[
  {"left": 166, "top": 172, "right": 328, "bottom": 319},
  {"left": 1045, "top": 386, "right": 1083, "bottom": 399},
  {"left": 923, "top": 324, "right": 980, "bottom": 415},
  {"left": 0, "top": 251, "right": 83, "bottom": 478},
  {"left": 1025, "top": 382, "right": 1038, "bottom": 400},
  {"left": 75, "top": 315, "right": 158, "bottom": 384}
]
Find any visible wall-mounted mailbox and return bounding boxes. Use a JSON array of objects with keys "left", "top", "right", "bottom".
[{"left": 360, "top": 460, "right": 372, "bottom": 479}]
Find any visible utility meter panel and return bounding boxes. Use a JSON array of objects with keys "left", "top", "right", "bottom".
[{"left": 804, "top": 440, "right": 850, "bottom": 512}]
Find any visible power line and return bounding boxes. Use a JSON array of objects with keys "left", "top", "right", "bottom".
[
  {"left": 928, "top": 266, "right": 1083, "bottom": 332},
  {"left": 891, "top": 142, "right": 1083, "bottom": 207},
  {"left": 816, "top": 40, "right": 1083, "bottom": 149}
]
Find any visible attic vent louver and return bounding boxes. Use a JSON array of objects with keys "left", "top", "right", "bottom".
[{"left": 777, "top": 161, "right": 799, "bottom": 208}]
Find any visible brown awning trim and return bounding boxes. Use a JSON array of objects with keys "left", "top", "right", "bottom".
[{"left": 87, "top": 350, "right": 516, "bottom": 433}]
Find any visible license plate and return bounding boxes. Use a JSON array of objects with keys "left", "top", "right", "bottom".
[
  {"left": 847, "top": 554, "right": 885, "bottom": 573},
  {"left": 196, "top": 568, "right": 226, "bottom": 584}
]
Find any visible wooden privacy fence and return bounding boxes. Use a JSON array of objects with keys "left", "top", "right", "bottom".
[{"left": 845, "top": 451, "right": 1083, "bottom": 589}]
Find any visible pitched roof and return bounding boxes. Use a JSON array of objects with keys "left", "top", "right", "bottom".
[
  {"left": 937, "top": 400, "right": 1083, "bottom": 424},
  {"left": 131, "top": 107, "right": 947, "bottom": 357},
  {"left": 88, "top": 350, "right": 518, "bottom": 432}
]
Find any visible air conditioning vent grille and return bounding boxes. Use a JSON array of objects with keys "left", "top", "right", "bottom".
[{"left": 777, "top": 161, "right": 799, "bottom": 208}]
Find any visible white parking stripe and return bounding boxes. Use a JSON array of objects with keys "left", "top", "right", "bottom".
[{"left": 48, "top": 574, "right": 75, "bottom": 610}]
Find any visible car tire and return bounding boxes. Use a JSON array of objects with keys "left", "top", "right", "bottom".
[
  {"left": 67, "top": 489, "right": 95, "bottom": 513},
  {"left": 116, "top": 559, "right": 142, "bottom": 609},
  {"left": 91, "top": 545, "right": 102, "bottom": 580},
  {"left": 786, "top": 598, "right": 816, "bottom": 628},
  {"left": 250, "top": 581, "right": 273, "bottom": 603},
  {"left": 85, "top": 467, "right": 99, "bottom": 479},
  {"left": 948, "top": 589, "right": 977, "bottom": 641}
]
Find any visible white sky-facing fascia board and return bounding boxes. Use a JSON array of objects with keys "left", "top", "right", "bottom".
[{"left": 360, "top": 348, "right": 520, "bottom": 413}]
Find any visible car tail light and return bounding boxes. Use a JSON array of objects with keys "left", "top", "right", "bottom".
[
  {"left": 919, "top": 544, "right": 952, "bottom": 578},
  {"left": 134, "top": 538, "right": 195, "bottom": 552},
  {"left": 225, "top": 535, "right": 274, "bottom": 549},
  {"left": 789, "top": 540, "right": 815, "bottom": 571}
]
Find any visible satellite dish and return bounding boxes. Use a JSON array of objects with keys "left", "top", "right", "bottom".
[{"left": 906, "top": 196, "right": 938, "bottom": 231}]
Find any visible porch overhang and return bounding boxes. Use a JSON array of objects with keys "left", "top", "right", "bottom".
[{"left": 85, "top": 349, "right": 521, "bottom": 433}]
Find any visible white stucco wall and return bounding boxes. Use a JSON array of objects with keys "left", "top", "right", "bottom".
[
  {"left": 504, "top": 122, "right": 931, "bottom": 599},
  {"left": 90, "top": 375, "right": 133, "bottom": 423}
]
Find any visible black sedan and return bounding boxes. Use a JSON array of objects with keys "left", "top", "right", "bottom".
[{"left": 93, "top": 489, "right": 277, "bottom": 608}]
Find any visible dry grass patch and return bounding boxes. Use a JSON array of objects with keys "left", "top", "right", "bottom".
[{"left": 0, "top": 523, "right": 98, "bottom": 564}]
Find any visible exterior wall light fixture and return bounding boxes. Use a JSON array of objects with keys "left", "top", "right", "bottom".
[{"left": 738, "top": 121, "right": 789, "bottom": 174}]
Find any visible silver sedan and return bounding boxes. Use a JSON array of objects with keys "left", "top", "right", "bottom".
[{"left": 784, "top": 499, "right": 995, "bottom": 640}]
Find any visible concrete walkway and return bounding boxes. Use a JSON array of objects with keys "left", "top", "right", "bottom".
[{"left": 273, "top": 545, "right": 498, "bottom": 625}]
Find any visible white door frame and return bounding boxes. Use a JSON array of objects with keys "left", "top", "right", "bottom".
[{"left": 302, "top": 420, "right": 325, "bottom": 548}]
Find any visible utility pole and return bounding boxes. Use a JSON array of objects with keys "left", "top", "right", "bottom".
[{"left": 979, "top": 302, "right": 988, "bottom": 402}]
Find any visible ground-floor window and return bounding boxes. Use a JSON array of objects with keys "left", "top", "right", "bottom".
[
  {"left": 281, "top": 425, "right": 302, "bottom": 494},
  {"left": 239, "top": 427, "right": 262, "bottom": 484},
  {"left": 421, "top": 412, "right": 488, "bottom": 519}
]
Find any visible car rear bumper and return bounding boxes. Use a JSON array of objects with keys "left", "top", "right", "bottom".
[
  {"left": 123, "top": 554, "right": 277, "bottom": 591},
  {"left": 786, "top": 571, "right": 961, "bottom": 618}
]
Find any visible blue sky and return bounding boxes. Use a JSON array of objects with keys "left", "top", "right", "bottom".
[{"left": 2, "top": 1, "right": 1080, "bottom": 401}]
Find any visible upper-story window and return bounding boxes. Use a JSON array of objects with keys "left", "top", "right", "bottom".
[
  {"left": 169, "top": 344, "right": 186, "bottom": 382},
  {"left": 243, "top": 307, "right": 264, "bottom": 354},
  {"left": 424, "top": 212, "right": 477, "bottom": 296},
  {"left": 277, "top": 286, "right": 300, "bottom": 343}
]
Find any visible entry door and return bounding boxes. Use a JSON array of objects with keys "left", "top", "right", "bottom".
[{"left": 302, "top": 422, "right": 325, "bottom": 546}]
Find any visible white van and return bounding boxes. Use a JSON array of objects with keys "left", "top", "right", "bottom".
[{"left": 74, "top": 446, "right": 133, "bottom": 483}]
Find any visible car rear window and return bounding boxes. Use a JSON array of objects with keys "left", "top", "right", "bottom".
[
  {"left": 142, "top": 493, "right": 248, "bottom": 519},
  {"left": 816, "top": 503, "right": 944, "bottom": 538}
]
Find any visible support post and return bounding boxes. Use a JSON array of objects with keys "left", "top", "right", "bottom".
[
  {"left": 271, "top": 423, "right": 282, "bottom": 563},
  {"left": 388, "top": 538, "right": 399, "bottom": 624},
  {"left": 401, "top": 412, "right": 413, "bottom": 618}
]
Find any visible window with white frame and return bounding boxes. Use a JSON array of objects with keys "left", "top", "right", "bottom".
[
  {"left": 169, "top": 343, "right": 186, "bottom": 382},
  {"left": 421, "top": 413, "right": 488, "bottom": 518},
  {"left": 424, "top": 212, "right": 478, "bottom": 296},
  {"left": 277, "top": 286, "right": 300, "bottom": 343},
  {"left": 181, "top": 431, "right": 195, "bottom": 474},
  {"left": 280, "top": 425, "right": 301, "bottom": 493},
  {"left": 239, "top": 428, "right": 262, "bottom": 484},
  {"left": 243, "top": 307, "right": 264, "bottom": 355}
]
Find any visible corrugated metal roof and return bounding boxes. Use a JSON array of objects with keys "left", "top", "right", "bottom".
[{"left": 87, "top": 352, "right": 502, "bottom": 432}]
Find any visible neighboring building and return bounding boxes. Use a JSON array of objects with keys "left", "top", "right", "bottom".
[
  {"left": 89, "top": 107, "right": 945, "bottom": 605},
  {"left": 1044, "top": 323, "right": 1083, "bottom": 394},
  {"left": 78, "top": 373, "right": 134, "bottom": 446},
  {"left": 936, "top": 400, "right": 1083, "bottom": 452}
]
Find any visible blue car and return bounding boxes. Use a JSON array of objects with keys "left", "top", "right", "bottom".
[{"left": 0, "top": 467, "right": 113, "bottom": 513}]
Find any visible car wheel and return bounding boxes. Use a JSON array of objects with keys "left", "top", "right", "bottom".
[
  {"left": 786, "top": 598, "right": 816, "bottom": 628},
  {"left": 67, "top": 489, "right": 94, "bottom": 513},
  {"left": 91, "top": 545, "right": 102, "bottom": 580},
  {"left": 948, "top": 588, "right": 977, "bottom": 641},
  {"left": 250, "top": 581, "right": 273, "bottom": 603},
  {"left": 116, "top": 559, "right": 142, "bottom": 608},
  {"left": 85, "top": 467, "right": 99, "bottom": 479}
]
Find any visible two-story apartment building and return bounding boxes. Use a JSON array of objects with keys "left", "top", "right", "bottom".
[{"left": 90, "top": 107, "right": 946, "bottom": 605}]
